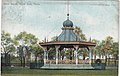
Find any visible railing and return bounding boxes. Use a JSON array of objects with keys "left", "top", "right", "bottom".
[
  {"left": 46, "top": 60, "right": 89, "bottom": 64},
  {"left": 46, "top": 59, "right": 118, "bottom": 65},
  {"left": 1, "top": 63, "right": 30, "bottom": 67}
]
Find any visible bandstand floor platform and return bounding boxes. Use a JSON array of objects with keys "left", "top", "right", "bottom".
[{"left": 40, "top": 64, "right": 99, "bottom": 70}]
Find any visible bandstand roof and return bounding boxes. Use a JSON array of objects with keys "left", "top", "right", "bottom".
[
  {"left": 40, "top": 41, "right": 96, "bottom": 48},
  {"left": 57, "top": 27, "right": 80, "bottom": 41},
  {"left": 40, "top": 9, "right": 96, "bottom": 48}
]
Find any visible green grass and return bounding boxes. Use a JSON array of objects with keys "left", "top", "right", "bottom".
[{"left": 2, "top": 67, "right": 118, "bottom": 76}]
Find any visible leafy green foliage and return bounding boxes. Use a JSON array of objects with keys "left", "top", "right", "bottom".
[
  {"left": 74, "top": 26, "right": 87, "bottom": 41},
  {"left": 13, "top": 31, "right": 40, "bottom": 65},
  {"left": 1, "top": 31, "right": 15, "bottom": 53},
  {"left": 91, "top": 36, "right": 118, "bottom": 65},
  {"left": 51, "top": 36, "right": 58, "bottom": 41},
  {"left": 30, "top": 44, "right": 43, "bottom": 55},
  {"left": 111, "top": 42, "right": 119, "bottom": 59},
  {"left": 30, "top": 44, "right": 43, "bottom": 63},
  {"left": 14, "top": 31, "right": 38, "bottom": 45},
  {"left": 48, "top": 48, "right": 56, "bottom": 59}
]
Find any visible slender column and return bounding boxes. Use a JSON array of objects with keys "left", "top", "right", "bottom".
[
  {"left": 43, "top": 47, "right": 47, "bottom": 65},
  {"left": 88, "top": 47, "right": 93, "bottom": 64},
  {"left": 91, "top": 49, "right": 93, "bottom": 63},
  {"left": 46, "top": 51, "right": 48, "bottom": 60},
  {"left": 75, "top": 50, "right": 78, "bottom": 65},
  {"left": 89, "top": 50, "right": 92, "bottom": 64},
  {"left": 55, "top": 46, "right": 60, "bottom": 65},
  {"left": 56, "top": 49, "right": 58, "bottom": 64},
  {"left": 44, "top": 50, "right": 47, "bottom": 64},
  {"left": 74, "top": 45, "right": 79, "bottom": 65}
]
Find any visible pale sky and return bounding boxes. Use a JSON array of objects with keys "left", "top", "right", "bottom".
[{"left": 2, "top": 0, "right": 119, "bottom": 42}]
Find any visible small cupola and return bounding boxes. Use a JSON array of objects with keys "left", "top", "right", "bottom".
[{"left": 63, "top": 14, "right": 73, "bottom": 27}]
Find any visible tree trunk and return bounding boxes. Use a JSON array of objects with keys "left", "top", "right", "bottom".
[
  {"left": 72, "top": 50, "right": 74, "bottom": 60},
  {"left": 4, "top": 53, "right": 7, "bottom": 66},
  {"left": 4, "top": 53, "right": 8, "bottom": 66},
  {"left": 94, "top": 53, "right": 96, "bottom": 62},
  {"left": 35, "top": 55, "right": 37, "bottom": 64},
  {"left": 70, "top": 51, "right": 72, "bottom": 60},
  {"left": 105, "top": 56, "right": 107, "bottom": 66},
  {"left": 108, "top": 56, "right": 110, "bottom": 65},
  {"left": 114, "top": 55, "right": 118, "bottom": 66},
  {"left": 62, "top": 55, "right": 64, "bottom": 60},
  {"left": 23, "top": 57, "right": 25, "bottom": 67},
  {"left": 83, "top": 54, "right": 85, "bottom": 60},
  {"left": 8, "top": 54, "right": 10, "bottom": 66},
  {"left": 114, "top": 58, "right": 116, "bottom": 66},
  {"left": 20, "top": 57, "right": 23, "bottom": 66}
]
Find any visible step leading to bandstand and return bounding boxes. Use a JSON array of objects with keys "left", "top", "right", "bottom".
[{"left": 40, "top": 64, "right": 95, "bottom": 69}]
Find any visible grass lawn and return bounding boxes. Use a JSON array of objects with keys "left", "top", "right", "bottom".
[{"left": 1, "top": 67, "right": 118, "bottom": 76}]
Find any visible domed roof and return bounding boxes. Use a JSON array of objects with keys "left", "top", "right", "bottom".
[{"left": 63, "top": 19, "right": 73, "bottom": 27}]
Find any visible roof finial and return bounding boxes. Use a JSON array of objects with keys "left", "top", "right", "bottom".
[{"left": 67, "top": 0, "right": 69, "bottom": 20}]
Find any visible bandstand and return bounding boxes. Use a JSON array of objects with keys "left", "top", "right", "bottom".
[{"left": 39, "top": 12, "right": 97, "bottom": 69}]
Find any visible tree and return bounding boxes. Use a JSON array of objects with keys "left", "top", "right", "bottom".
[
  {"left": 60, "top": 50, "right": 65, "bottom": 60},
  {"left": 111, "top": 42, "right": 119, "bottom": 66},
  {"left": 1, "top": 31, "right": 15, "bottom": 66},
  {"left": 82, "top": 49, "right": 88, "bottom": 60},
  {"left": 14, "top": 31, "right": 38, "bottom": 45},
  {"left": 65, "top": 49, "right": 71, "bottom": 60},
  {"left": 77, "top": 48, "right": 88, "bottom": 60},
  {"left": 17, "top": 45, "right": 23, "bottom": 66},
  {"left": 99, "top": 40, "right": 106, "bottom": 59},
  {"left": 51, "top": 36, "right": 58, "bottom": 41},
  {"left": 104, "top": 36, "right": 113, "bottom": 65},
  {"left": 74, "top": 26, "right": 87, "bottom": 41},
  {"left": 14, "top": 31, "right": 38, "bottom": 66},
  {"left": 17, "top": 45, "right": 30, "bottom": 67},
  {"left": 96, "top": 36, "right": 113, "bottom": 65},
  {"left": 92, "top": 39, "right": 100, "bottom": 60},
  {"left": 30, "top": 44, "right": 43, "bottom": 63},
  {"left": 48, "top": 48, "right": 56, "bottom": 60}
]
